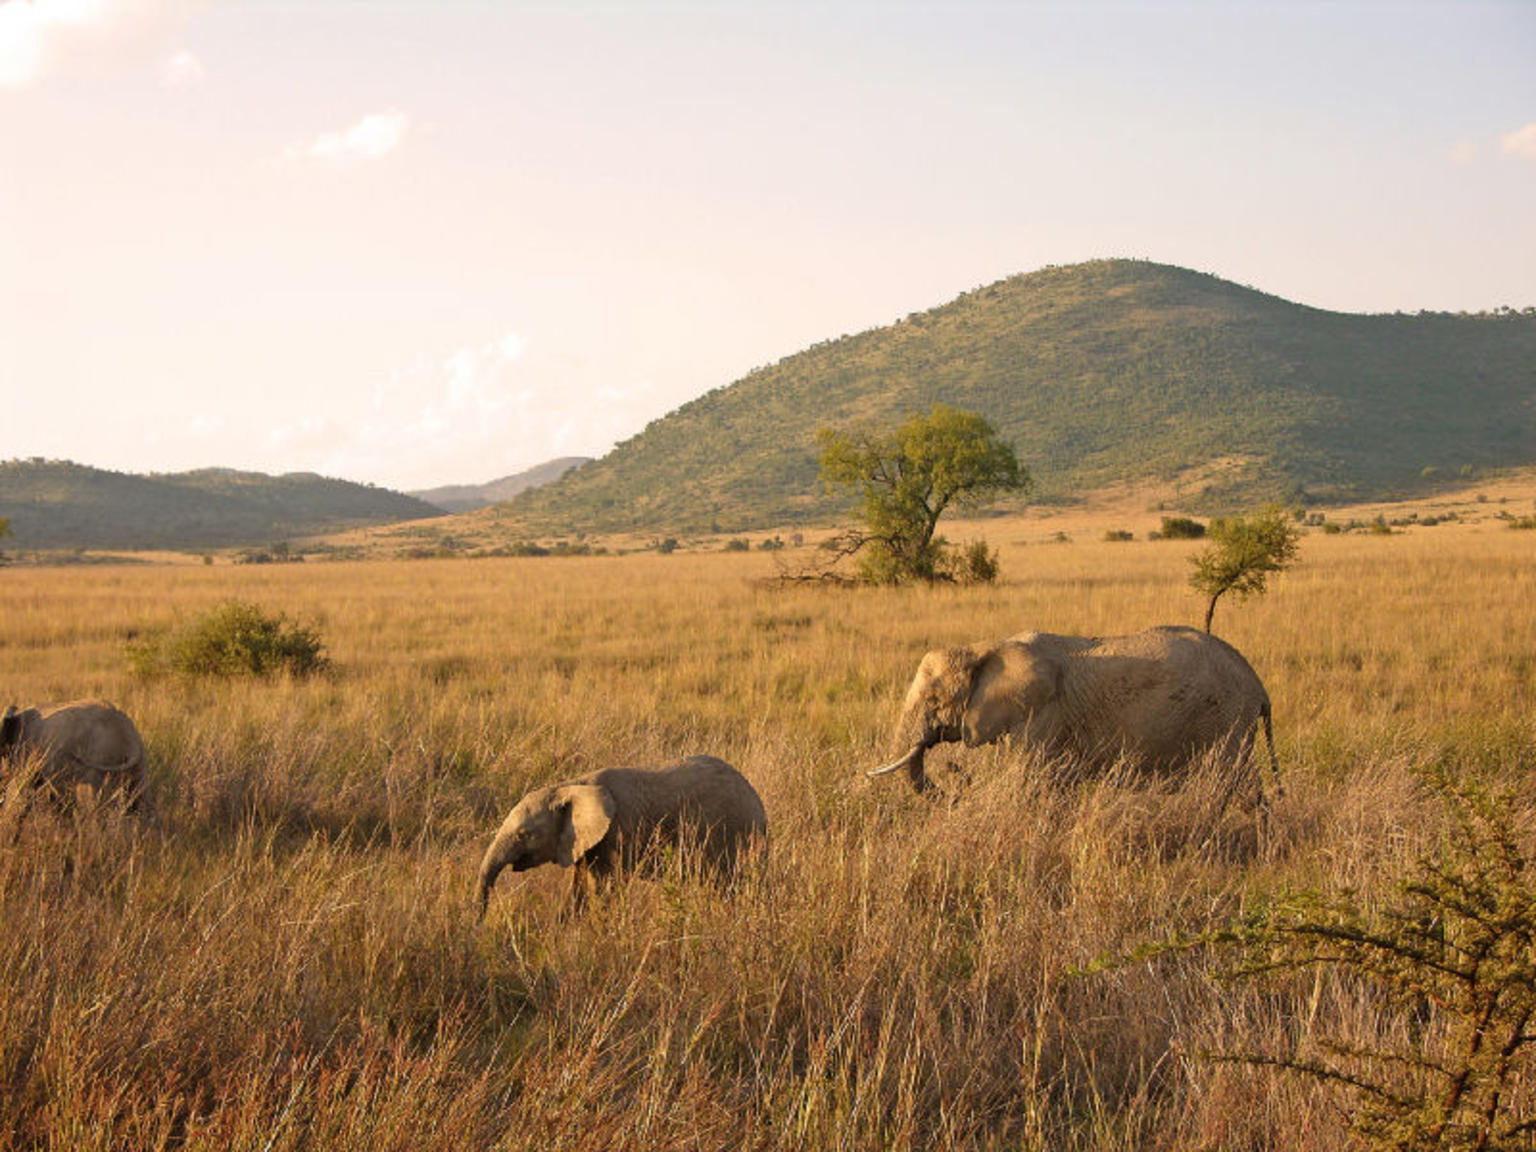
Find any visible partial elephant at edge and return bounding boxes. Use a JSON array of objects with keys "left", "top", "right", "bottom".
[{"left": 0, "top": 699, "right": 151, "bottom": 815}]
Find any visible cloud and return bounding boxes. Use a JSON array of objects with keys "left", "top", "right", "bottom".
[
  {"left": 1501, "top": 122, "right": 1536, "bottom": 160},
  {"left": 287, "top": 111, "right": 410, "bottom": 163},
  {"left": 0, "top": 0, "right": 111, "bottom": 88},
  {"left": 287, "top": 326, "right": 647, "bottom": 490},
  {"left": 158, "top": 47, "right": 200, "bottom": 87}
]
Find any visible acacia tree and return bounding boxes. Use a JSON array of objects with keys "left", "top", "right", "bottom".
[
  {"left": 1189, "top": 505, "right": 1301, "bottom": 632},
  {"left": 817, "top": 403, "right": 1029, "bottom": 584}
]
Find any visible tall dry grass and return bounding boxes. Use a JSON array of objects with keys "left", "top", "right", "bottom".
[{"left": 1, "top": 525, "right": 1533, "bottom": 1148}]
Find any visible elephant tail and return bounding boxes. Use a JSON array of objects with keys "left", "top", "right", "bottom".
[{"left": 1260, "top": 700, "right": 1282, "bottom": 800}]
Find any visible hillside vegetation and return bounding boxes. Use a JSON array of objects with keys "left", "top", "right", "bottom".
[
  {"left": 508, "top": 260, "right": 1536, "bottom": 532},
  {"left": 0, "top": 460, "right": 443, "bottom": 550}
]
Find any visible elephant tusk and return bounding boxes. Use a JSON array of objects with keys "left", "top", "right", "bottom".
[{"left": 868, "top": 746, "right": 923, "bottom": 778}]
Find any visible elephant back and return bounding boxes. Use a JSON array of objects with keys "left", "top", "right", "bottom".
[{"left": 591, "top": 756, "right": 766, "bottom": 866}]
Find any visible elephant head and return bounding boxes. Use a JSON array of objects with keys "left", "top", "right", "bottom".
[
  {"left": 0, "top": 706, "right": 36, "bottom": 753},
  {"left": 870, "top": 640, "right": 1067, "bottom": 793},
  {"left": 475, "top": 782, "right": 618, "bottom": 918}
]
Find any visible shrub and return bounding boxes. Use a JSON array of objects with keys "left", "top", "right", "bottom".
[
  {"left": 1159, "top": 516, "right": 1206, "bottom": 539},
  {"left": 1127, "top": 766, "right": 1536, "bottom": 1151},
  {"left": 949, "top": 539, "right": 1001, "bottom": 584},
  {"left": 1104, "top": 529, "right": 1134, "bottom": 542},
  {"left": 723, "top": 538, "right": 752, "bottom": 552},
  {"left": 129, "top": 600, "right": 328, "bottom": 678}
]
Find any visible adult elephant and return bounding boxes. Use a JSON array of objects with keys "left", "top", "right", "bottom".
[
  {"left": 1, "top": 700, "right": 149, "bottom": 813},
  {"left": 476, "top": 754, "right": 767, "bottom": 919},
  {"left": 871, "top": 625, "right": 1279, "bottom": 803}
]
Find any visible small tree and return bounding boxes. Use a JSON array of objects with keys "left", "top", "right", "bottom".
[
  {"left": 817, "top": 403, "right": 1029, "bottom": 584},
  {"left": 1122, "top": 767, "right": 1536, "bottom": 1151},
  {"left": 1189, "top": 504, "right": 1300, "bottom": 632}
]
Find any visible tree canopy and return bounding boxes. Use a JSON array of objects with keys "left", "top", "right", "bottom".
[
  {"left": 817, "top": 403, "right": 1029, "bottom": 583},
  {"left": 1189, "top": 505, "right": 1301, "bottom": 632}
]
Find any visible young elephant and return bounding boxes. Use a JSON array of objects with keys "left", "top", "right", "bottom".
[
  {"left": 476, "top": 754, "right": 767, "bottom": 918},
  {"left": 1, "top": 699, "right": 149, "bottom": 813}
]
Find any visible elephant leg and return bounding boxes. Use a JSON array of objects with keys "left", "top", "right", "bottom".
[
  {"left": 563, "top": 853, "right": 618, "bottom": 917},
  {"left": 565, "top": 864, "right": 594, "bottom": 917}
]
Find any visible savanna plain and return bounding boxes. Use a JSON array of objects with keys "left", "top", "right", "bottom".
[{"left": 2, "top": 516, "right": 1535, "bottom": 1150}]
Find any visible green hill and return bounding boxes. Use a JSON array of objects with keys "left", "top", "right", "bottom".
[
  {"left": 0, "top": 461, "right": 444, "bottom": 550},
  {"left": 507, "top": 260, "right": 1536, "bottom": 533}
]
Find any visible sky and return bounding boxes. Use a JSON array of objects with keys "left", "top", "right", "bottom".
[{"left": 1, "top": 1, "right": 1533, "bottom": 492}]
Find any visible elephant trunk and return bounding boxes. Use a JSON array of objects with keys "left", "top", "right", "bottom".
[{"left": 475, "top": 837, "right": 512, "bottom": 921}]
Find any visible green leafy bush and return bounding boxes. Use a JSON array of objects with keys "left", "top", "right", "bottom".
[
  {"left": 1131, "top": 767, "right": 1536, "bottom": 1151},
  {"left": 129, "top": 600, "right": 328, "bottom": 678},
  {"left": 1159, "top": 516, "right": 1206, "bottom": 539},
  {"left": 948, "top": 539, "right": 1001, "bottom": 584}
]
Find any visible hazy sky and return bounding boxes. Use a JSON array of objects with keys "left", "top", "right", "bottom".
[{"left": 2, "top": 1, "right": 1533, "bottom": 491}]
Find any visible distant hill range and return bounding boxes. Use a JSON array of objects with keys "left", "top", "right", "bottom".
[
  {"left": 409, "top": 457, "right": 591, "bottom": 514},
  {"left": 507, "top": 260, "right": 1536, "bottom": 533},
  {"left": 0, "top": 461, "right": 444, "bottom": 550}
]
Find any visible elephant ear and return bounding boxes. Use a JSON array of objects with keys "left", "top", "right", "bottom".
[
  {"left": 964, "top": 645, "right": 1063, "bottom": 746},
  {"left": 553, "top": 784, "right": 617, "bottom": 866}
]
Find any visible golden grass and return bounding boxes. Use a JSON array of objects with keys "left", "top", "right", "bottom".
[{"left": 2, "top": 521, "right": 1534, "bottom": 1148}]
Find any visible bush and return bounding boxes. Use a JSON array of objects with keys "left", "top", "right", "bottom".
[
  {"left": 1129, "top": 767, "right": 1536, "bottom": 1151},
  {"left": 948, "top": 539, "right": 1001, "bottom": 584},
  {"left": 1159, "top": 516, "right": 1206, "bottom": 539},
  {"left": 129, "top": 601, "right": 328, "bottom": 678},
  {"left": 1104, "top": 529, "right": 1134, "bottom": 542},
  {"left": 723, "top": 538, "right": 752, "bottom": 552}
]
